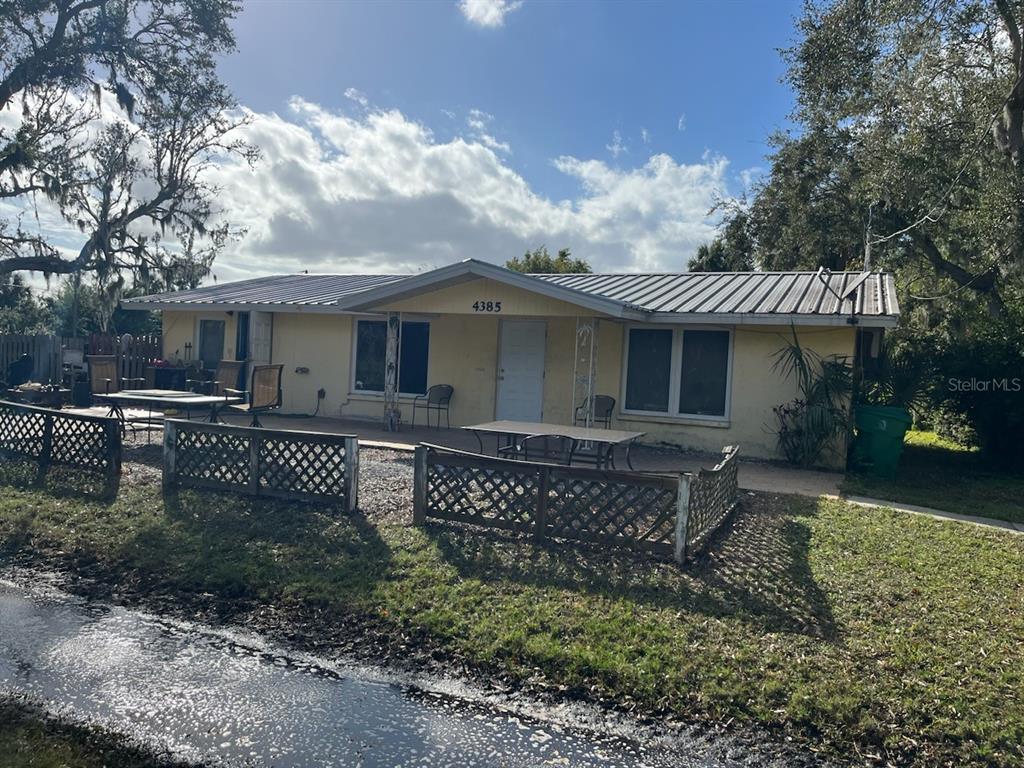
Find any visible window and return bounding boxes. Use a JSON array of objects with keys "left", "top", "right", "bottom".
[
  {"left": 354, "top": 319, "right": 430, "bottom": 395},
  {"left": 678, "top": 330, "right": 730, "bottom": 417},
  {"left": 624, "top": 328, "right": 673, "bottom": 412},
  {"left": 623, "top": 326, "right": 731, "bottom": 419}
]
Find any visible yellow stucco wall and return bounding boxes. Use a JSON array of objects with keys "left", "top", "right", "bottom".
[
  {"left": 376, "top": 278, "right": 615, "bottom": 318},
  {"left": 161, "top": 310, "right": 238, "bottom": 365},
  {"left": 160, "top": 305, "right": 855, "bottom": 468}
]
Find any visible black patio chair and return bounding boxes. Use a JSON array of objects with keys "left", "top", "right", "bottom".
[
  {"left": 411, "top": 384, "right": 454, "bottom": 429},
  {"left": 574, "top": 394, "right": 615, "bottom": 428},
  {"left": 188, "top": 359, "right": 244, "bottom": 396},
  {"left": 226, "top": 364, "right": 283, "bottom": 427},
  {"left": 498, "top": 434, "right": 576, "bottom": 465}
]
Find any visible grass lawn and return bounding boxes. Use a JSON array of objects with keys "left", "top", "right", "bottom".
[
  {"left": 1, "top": 455, "right": 1023, "bottom": 767},
  {"left": 843, "top": 430, "right": 1024, "bottom": 524},
  {"left": 0, "top": 698, "right": 183, "bottom": 768}
]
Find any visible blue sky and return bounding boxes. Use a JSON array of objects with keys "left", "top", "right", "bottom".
[
  {"left": 220, "top": 1, "right": 797, "bottom": 206},
  {"left": 3, "top": 1, "right": 804, "bottom": 283}
]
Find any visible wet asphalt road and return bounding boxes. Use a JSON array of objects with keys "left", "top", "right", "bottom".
[{"left": 0, "top": 575, "right": 739, "bottom": 768}]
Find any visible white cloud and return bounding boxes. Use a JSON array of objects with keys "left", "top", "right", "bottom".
[
  {"left": 7, "top": 95, "right": 730, "bottom": 284},
  {"left": 458, "top": 0, "right": 522, "bottom": 28},
  {"left": 196, "top": 98, "right": 728, "bottom": 280},
  {"left": 677, "top": 113, "right": 687, "bottom": 132},
  {"left": 606, "top": 129, "right": 626, "bottom": 158},
  {"left": 343, "top": 87, "right": 369, "bottom": 108},
  {"left": 640, "top": 127, "right": 651, "bottom": 145},
  {"left": 466, "top": 108, "right": 510, "bottom": 154}
]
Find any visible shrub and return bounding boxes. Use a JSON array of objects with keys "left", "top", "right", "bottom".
[{"left": 772, "top": 328, "right": 853, "bottom": 467}]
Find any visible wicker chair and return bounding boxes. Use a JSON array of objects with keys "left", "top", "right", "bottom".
[
  {"left": 188, "top": 359, "right": 244, "bottom": 396},
  {"left": 574, "top": 394, "right": 616, "bottom": 428},
  {"left": 226, "top": 364, "right": 283, "bottom": 427},
  {"left": 411, "top": 384, "right": 454, "bottom": 429}
]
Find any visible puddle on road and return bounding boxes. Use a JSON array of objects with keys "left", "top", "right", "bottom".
[{"left": 0, "top": 573, "right": 725, "bottom": 767}]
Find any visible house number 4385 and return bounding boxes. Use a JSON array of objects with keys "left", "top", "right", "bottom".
[{"left": 472, "top": 301, "right": 502, "bottom": 312}]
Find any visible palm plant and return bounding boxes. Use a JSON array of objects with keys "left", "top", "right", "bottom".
[{"left": 771, "top": 327, "right": 853, "bottom": 467}]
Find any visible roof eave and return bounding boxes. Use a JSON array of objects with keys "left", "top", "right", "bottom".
[{"left": 646, "top": 312, "right": 899, "bottom": 328}]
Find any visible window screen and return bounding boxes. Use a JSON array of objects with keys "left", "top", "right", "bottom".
[
  {"left": 354, "top": 320, "right": 430, "bottom": 394},
  {"left": 624, "top": 328, "right": 672, "bottom": 412},
  {"left": 678, "top": 330, "right": 729, "bottom": 416},
  {"left": 398, "top": 321, "right": 429, "bottom": 395},
  {"left": 354, "top": 320, "right": 386, "bottom": 392}
]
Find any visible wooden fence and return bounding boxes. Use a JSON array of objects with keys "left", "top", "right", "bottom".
[
  {"left": 162, "top": 420, "right": 359, "bottom": 510},
  {"left": 0, "top": 333, "right": 162, "bottom": 386},
  {"left": 0, "top": 335, "right": 84, "bottom": 383},
  {"left": 0, "top": 400, "right": 121, "bottom": 498},
  {"left": 413, "top": 444, "right": 740, "bottom": 562}
]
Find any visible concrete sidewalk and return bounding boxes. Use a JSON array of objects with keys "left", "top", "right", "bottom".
[{"left": 842, "top": 495, "right": 1024, "bottom": 535}]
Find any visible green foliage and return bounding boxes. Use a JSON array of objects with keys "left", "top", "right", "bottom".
[
  {"left": 506, "top": 246, "right": 591, "bottom": 274},
  {"left": 858, "top": 341, "right": 935, "bottom": 414},
  {"left": 772, "top": 327, "right": 853, "bottom": 466},
  {"left": 0, "top": 274, "right": 52, "bottom": 333},
  {"left": 689, "top": 211, "right": 754, "bottom": 271}
]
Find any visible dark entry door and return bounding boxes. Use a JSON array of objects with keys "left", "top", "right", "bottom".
[{"left": 198, "top": 319, "right": 225, "bottom": 369}]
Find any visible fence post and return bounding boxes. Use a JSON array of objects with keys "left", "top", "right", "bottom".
[
  {"left": 673, "top": 473, "right": 691, "bottom": 565},
  {"left": 162, "top": 420, "right": 177, "bottom": 490},
  {"left": 248, "top": 433, "right": 260, "bottom": 496},
  {"left": 343, "top": 436, "right": 360, "bottom": 513},
  {"left": 412, "top": 445, "right": 428, "bottom": 525},
  {"left": 106, "top": 419, "right": 122, "bottom": 499},
  {"left": 36, "top": 410, "right": 53, "bottom": 486},
  {"left": 534, "top": 465, "right": 549, "bottom": 543}
]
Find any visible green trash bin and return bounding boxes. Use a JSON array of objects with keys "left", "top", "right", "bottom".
[{"left": 853, "top": 405, "right": 913, "bottom": 478}]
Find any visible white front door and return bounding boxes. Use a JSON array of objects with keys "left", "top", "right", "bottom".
[{"left": 496, "top": 320, "right": 546, "bottom": 421}]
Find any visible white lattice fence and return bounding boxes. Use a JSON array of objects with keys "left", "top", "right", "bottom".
[
  {"left": 163, "top": 420, "right": 358, "bottom": 510},
  {"left": 414, "top": 443, "right": 739, "bottom": 562},
  {"left": 679, "top": 445, "right": 740, "bottom": 558}
]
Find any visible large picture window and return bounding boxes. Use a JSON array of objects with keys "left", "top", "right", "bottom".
[
  {"left": 354, "top": 319, "right": 430, "bottom": 395},
  {"left": 623, "top": 326, "right": 731, "bottom": 419}
]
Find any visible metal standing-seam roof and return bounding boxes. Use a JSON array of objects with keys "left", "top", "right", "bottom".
[
  {"left": 122, "top": 261, "right": 899, "bottom": 326},
  {"left": 537, "top": 270, "right": 899, "bottom": 319}
]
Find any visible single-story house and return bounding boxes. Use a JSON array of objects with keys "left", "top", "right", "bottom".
[{"left": 123, "top": 259, "right": 899, "bottom": 468}]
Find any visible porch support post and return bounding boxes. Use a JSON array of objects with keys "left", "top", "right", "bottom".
[
  {"left": 571, "top": 317, "right": 599, "bottom": 427},
  {"left": 383, "top": 311, "right": 401, "bottom": 431}
]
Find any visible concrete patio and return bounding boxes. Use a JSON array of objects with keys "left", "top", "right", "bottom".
[{"left": 217, "top": 412, "right": 844, "bottom": 498}]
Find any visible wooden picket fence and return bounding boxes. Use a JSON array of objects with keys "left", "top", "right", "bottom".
[
  {"left": 413, "top": 443, "right": 740, "bottom": 563},
  {"left": 0, "top": 333, "right": 161, "bottom": 385}
]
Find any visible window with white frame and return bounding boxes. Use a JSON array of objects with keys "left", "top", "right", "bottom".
[
  {"left": 623, "top": 326, "right": 732, "bottom": 419},
  {"left": 354, "top": 319, "right": 430, "bottom": 395}
]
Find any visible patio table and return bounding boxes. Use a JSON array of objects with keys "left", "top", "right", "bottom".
[
  {"left": 462, "top": 419, "right": 645, "bottom": 470},
  {"left": 94, "top": 389, "right": 243, "bottom": 441}
]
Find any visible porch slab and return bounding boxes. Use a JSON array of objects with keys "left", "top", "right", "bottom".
[{"left": 220, "top": 412, "right": 843, "bottom": 498}]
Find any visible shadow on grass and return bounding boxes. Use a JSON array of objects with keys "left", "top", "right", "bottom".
[
  {"left": 126, "top": 486, "right": 397, "bottom": 606},
  {"left": 0, "top": 459, "right": 117, "bottom": 502},
  {"left": 426, "top": 496, "right": 837, "bottom": 640}
]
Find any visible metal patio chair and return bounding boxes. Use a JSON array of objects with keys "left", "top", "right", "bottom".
[
  {"left": 86, "top": 355, "right": 144, "bottom": 395},
  {"left": 188, "top": 359, "right": 244, "bottom": 396},
  {"left": 411, "top": 384, "right": 454, "bottom": 429},
  {"left": 226, "top": 364, "right": 283, "bottom": 427},
  {"left": 574, "top": 394, "right": 616, "bottom": 428}
]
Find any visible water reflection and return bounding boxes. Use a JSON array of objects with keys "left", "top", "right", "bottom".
[{"left": 0, "top": 577, "right": 707, "bottom": 767}]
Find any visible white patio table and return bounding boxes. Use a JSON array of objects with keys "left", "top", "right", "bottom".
[
  {"left": 462, "top": 419, "right": 645, "bottom": 470},
  {"left": 94, "top": 389, "right": 244, "bottom": 442}
]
